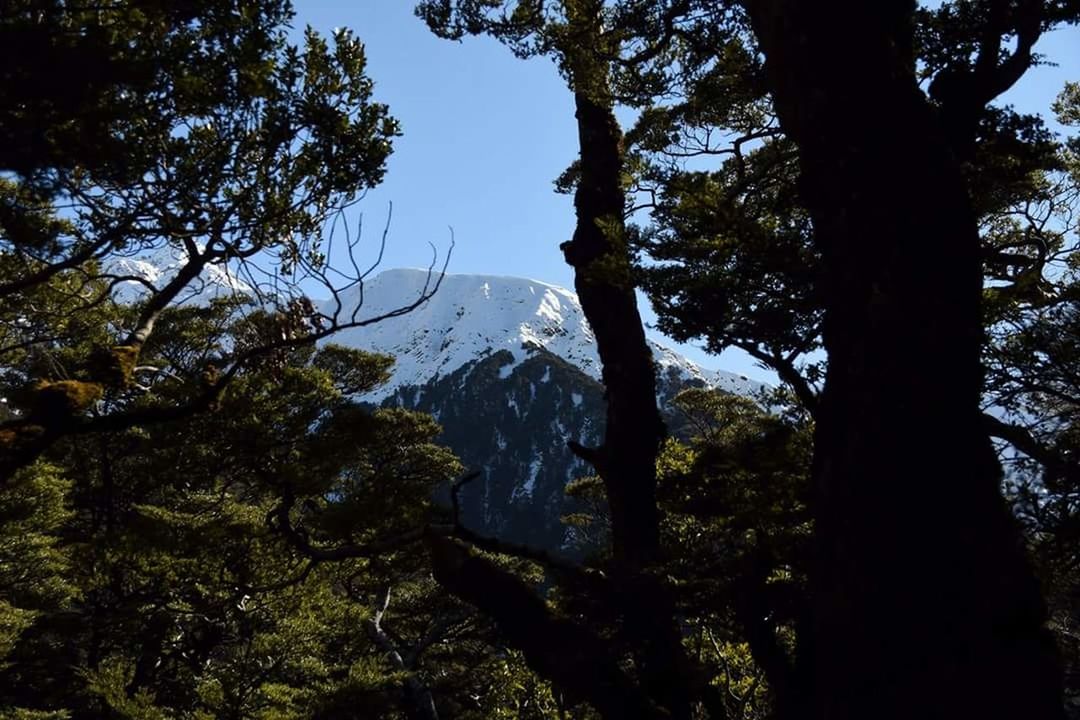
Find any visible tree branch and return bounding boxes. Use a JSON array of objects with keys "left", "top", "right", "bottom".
[
  {"left": 424, "top": 531, "right": 668, "bottom": 720},
  {"left": 982, "top": 412, "right": 1077, "bottom": 484},
  {"left": 365, "top": 586, "right": 441, "bottom": 720}
]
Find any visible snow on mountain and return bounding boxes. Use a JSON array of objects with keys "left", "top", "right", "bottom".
[
  {"left": 105, "top": 252, "right": 763, "bottom": 401},
  {"left": 325, "top": 268, "right": 763, "bottom": 400},
  {"left": 107, "top": 245, "right": 253, "bottom": 304}
]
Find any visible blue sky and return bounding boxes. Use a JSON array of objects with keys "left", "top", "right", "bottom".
[{"left": 289, "top": 2, "right": 1078, "bottom": 381}]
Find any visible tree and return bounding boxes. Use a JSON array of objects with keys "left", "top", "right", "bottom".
[
  {"left": 0, "top": 0, "right": 440, "bottom": 482},
  {"left": 0, "top": 3, "right": 516, "bottom": 717},
  {"left": 7, "top": 2, "right": 1074, "bottom": 717},
  {"left": 624, "top": 4, "right": 1079, "bottom": 715},
  {"left": 565, "top": 389, "right": 815, "bottom": 720},
  {"left": 661, "top": 391, "right": 813, "bottom": 720},
  {"left": 738, "top": 2, "right": 1069, "bottom": 717},
  {"left": 415, "top": 2, "right": 730, "bottom": 717},
  {"left": 996, "top": 83, "right": 1080, "bottom": 713}
]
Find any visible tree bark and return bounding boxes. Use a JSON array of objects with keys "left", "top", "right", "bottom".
[
  {"left": 561, "top": 81, "right": 665, "bottom": 573},
  {"left": 556, "top": 5, "right": 708, "bottom": 718},
  {"left": 741, "top": 2, "right": 1064, "bottom": 718}
]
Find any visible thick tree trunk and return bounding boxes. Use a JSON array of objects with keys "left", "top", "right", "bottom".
[{"left": 742, "top": 2, "right": 1063, "bottom": 718}]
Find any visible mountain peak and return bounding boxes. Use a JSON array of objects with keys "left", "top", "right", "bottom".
[{"left": 327, "top": 269, "right": 761, "bottom": 400}]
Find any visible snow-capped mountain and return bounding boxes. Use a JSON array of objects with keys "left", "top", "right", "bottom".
[
  {"left": 327, "top": 268, "right": 763, "bottom": 402},
  {"left": 326, "top": 269, "right": 765, "bottom": 550}
]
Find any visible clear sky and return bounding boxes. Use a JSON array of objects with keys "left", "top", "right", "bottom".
[{"left": 288, "top": 2, "right": 1078, "bottom": 382}]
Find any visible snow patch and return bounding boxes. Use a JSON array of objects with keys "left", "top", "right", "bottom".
[{"left": 516, "top": 457, "right": 542, "bottom": 500}]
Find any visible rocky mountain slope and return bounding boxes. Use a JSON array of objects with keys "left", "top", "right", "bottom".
[{"left": 329, "top": 269, "right": 764, "bottom": 549}]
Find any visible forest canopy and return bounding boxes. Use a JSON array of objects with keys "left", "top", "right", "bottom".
[{"left": 1, "top": 1, "right": 1078, "bottom": 719}]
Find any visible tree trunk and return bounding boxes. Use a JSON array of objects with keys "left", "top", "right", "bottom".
[
  {"left": 561, "top": 80, "right": 665, "bottom": 574},
  {"left": 555, "top": 6, "right": 709, "bottom": 718},
  {"left": 742, "top": 2, "right": 1063, "bottom": 718},
  {"left": 562, "top": 82, "right": 698, "bottom": 720}
]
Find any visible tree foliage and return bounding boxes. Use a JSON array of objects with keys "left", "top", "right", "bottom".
[
  {"left": 2, "top": 1, "right": 1079, "bottom": 719},
  {"left": 0, "top": 0, "right": 420, "bottom": 481}
]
